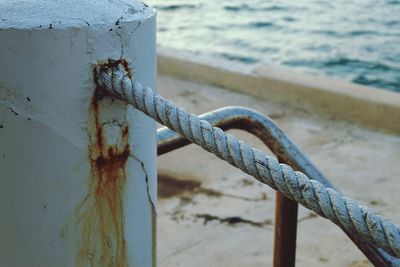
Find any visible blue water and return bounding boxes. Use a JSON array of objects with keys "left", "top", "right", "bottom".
[{"left": 147, "top": 0, "right": 400, "bottom": 92}]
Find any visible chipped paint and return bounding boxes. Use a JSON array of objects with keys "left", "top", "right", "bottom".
[
  {"left": 0, "top": 1, "right": 156, "bottom": 265},
  {"left": 75, "top": 74, "right": 130, "bottom": 267},
  {"left": 134, "top": 155, "right": 157, "bottom": 267}
]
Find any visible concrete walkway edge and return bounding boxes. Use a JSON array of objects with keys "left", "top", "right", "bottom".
[{"left": 157, "top": 47, "right": 400, "bottom": 135}]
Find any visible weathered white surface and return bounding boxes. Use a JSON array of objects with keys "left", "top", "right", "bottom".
[
  {"left": 0, "top": 0, "right": 154, "bottom": 29},
  {"left": 0, "top": 1, "right": 156, "bottom": 266}
]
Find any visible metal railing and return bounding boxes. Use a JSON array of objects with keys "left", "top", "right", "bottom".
[{"left": 157, "top": 106, "right": 397, "bottom": 267}]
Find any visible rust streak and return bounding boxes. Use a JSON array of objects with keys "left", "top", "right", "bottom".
[{"left": 76, "top": 66, "right": 130, "bottom": 267}]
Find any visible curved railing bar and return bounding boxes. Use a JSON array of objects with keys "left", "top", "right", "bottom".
[{"left": 157, "top": 106, "right": 398, "bottom": 267}]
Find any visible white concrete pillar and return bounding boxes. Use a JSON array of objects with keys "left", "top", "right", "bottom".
[{"left": 0, "top": 1, "right": 157, "bottom": 266}]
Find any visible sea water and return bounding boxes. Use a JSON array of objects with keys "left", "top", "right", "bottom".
[{"left": 148, "top": 0, "right": 400, "bottom": 92}]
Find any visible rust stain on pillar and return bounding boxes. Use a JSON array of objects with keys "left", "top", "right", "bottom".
[{"left": 76, "top": 65, "right": 131, "bottom": 266}]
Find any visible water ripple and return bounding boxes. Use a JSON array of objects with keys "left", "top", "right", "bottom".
[
  {"left": 154, "top": 4, "right": 199, "bottom": 11},
  {"left": 149, "top": 0, "right": 400, "bottom": 92},
  {"left": 224, "top": 4, "right": 289, "bottom": 12}
]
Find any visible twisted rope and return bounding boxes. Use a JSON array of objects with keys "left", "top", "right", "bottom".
[{"left": 96, "top": 63, "right": 400, "bottom": 259}]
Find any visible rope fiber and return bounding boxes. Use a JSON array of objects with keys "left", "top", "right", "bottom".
[{"left": 96, "top": 62, "right": 400, "bottom": 259}]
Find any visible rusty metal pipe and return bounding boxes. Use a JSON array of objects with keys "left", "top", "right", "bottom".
[
  {"left": 274, "top": 191, "right": 298, "bottom": 267},
  {"left": 157, "top": 106, "right": 395, "bottom": 267}
]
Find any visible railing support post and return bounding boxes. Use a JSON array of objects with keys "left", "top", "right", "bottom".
[
  {"left": 273, "top": 192, "right": 299, "bottom": 267},
  {"left": 0, "top": 1, "right": 157, "bottom": 266},
  {"left": 273, "top": 154, "right": 299, "bottom": 267}
]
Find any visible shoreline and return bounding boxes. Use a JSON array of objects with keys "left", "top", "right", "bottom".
[{"left": 158, "top": 47, "right": 400, "bottom": 135}]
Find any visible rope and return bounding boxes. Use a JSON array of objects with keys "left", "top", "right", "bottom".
[{"left": 96, "top": 62, "right": 400, "bottom": 259}]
